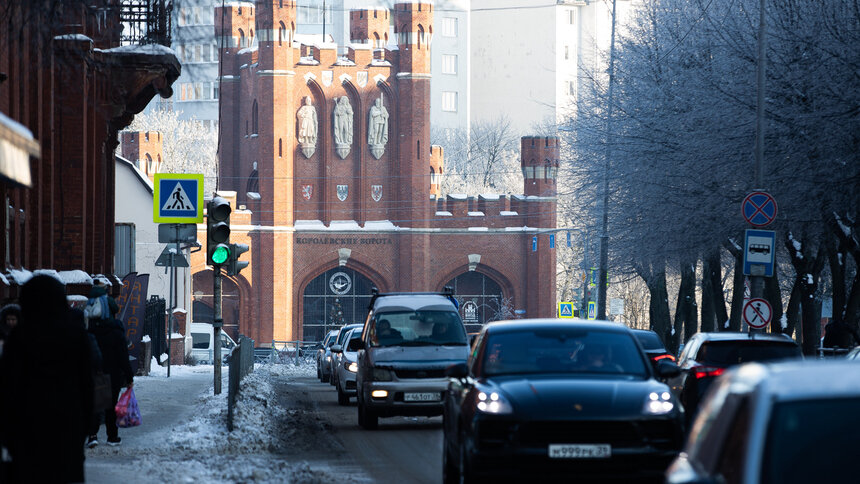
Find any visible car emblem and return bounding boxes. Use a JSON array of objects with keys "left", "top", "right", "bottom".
[
  {"left": 371, "top": 184, "right": 382, "bottom": 202},
  {"left": 337, "top": 184, "right": 348, "bottom": 201},
  {"left": 301, "top": 184, "right": 313, "bottom": 200}
]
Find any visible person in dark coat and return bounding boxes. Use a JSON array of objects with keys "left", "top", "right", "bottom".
[
  {"left": 0, "top": 275, "right": 94, "bottom": 483},
  {"left": 823, "top": 319, "right": 860, "bottom": 349},
  {"left": 87, "top": 279, "right": 133, "bottom": 448}
]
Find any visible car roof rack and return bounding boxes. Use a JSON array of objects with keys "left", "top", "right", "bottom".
[{"left": 367, "top": 286, "right": 457, "bottom": 311}]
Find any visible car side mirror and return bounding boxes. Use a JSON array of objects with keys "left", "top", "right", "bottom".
[
  {"left": 330, "top": 344, "right": 343, "bottom": 354},
  {"left": 347, "top": 339, "right": 364, "bottom": 351},
  {"left": 657, "top": 360, "right": 682, "bottom": 378},
  {"left": 445, "top": 362, "right": 469, "bottom": 379}
]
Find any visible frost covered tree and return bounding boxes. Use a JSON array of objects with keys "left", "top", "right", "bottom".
[{"left": 128, "top": 108, "right": 218, "bottom": 195}]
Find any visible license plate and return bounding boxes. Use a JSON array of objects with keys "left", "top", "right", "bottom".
[
  {"left": 404, "top": 392, "right": 440, "bottom": 402},
  {"left": 548, "top": 444, "right": 611, "bottom": 459}
]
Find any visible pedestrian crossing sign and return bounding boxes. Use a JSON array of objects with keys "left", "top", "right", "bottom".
[
  {"left": 587, "top": 301, "right": 597, "bottom": 320},
  {"left": 153, "top": 173, "right": 204, "bottom": 223},
  {"left": 558, "top": 302, "right": 575, "bottom": 318}
]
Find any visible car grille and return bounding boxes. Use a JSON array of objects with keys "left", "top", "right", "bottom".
[
  {"left": 498, "top": 420, "right": 681, "bottom": 450},
  {"left": 393, "top": 368, "right": 446, "bottom": 379}
]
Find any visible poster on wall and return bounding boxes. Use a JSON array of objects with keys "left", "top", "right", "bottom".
[{"left": 116, "top": 273, "right": 149, "bottom": 375}]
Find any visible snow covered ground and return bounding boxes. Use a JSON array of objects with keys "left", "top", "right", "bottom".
[{"left": 86, "top": 360, "right": 354, "bottom": 484}]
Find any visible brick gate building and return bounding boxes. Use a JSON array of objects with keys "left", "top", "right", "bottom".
[{"left": 191, "top": 0, "right": 559, "bottom": 344}]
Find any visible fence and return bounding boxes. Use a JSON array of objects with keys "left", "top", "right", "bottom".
[
  {"left": 143, "top": 296, "right": 166, "bottom": 361},
  {"left": 253, "top": 340, "right": 322, "bottom": 365},
  {"left": 227, "top": 335, "right": 255, "bottom": 431}
]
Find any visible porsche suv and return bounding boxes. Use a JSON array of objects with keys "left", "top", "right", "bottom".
[
  {"left": 442, "top": 320, "right": 684, "bottom": 482},
  {"left": 354, "top": 289, "right": 469, "bottom": 430}
]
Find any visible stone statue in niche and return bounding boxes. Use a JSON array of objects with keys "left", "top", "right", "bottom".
[
  {"left": 368, "top": 96, "right": 389, "bottom": 160},
  {"left": 333, "top": 96, "right": 353, "bottom": 159},
  {"left": 297, "top": 96, "right": 318, "bottom": 158}
]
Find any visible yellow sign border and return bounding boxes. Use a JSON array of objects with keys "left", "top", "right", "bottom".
[
  {"left": 153, "top": 173, "right": 204, "bottom": 223},
  {"left": 558, "top": 302, "right": 575, "bottom": 318}
]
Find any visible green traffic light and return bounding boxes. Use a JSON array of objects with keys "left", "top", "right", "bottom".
[{"left": 212, "top": 245, "right": 230, "bottom": 265}]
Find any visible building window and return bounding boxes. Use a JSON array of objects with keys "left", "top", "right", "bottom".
[
  {"left": 252, "top": 100, "right": 259, "bottom": 134},
  {"left": 194, "top": 82, "right": 203, "bottom": 99},
  {"left": 441, "top": 91, "right": 458, "bottom": 112},
  {"left": 442, "top": 17, "right": 457, "bottom": 37},
  {"left": 564, "top": 45, "right": 569, "bottom": 60},
  {"left": 114, "top": 224, "right": 136, "bottom": 277},
  {"left": 213, "top": 83, "right": 220, "bottom": 100},
  {"left": 442, "top": 54, "right": 457, "bottom": 74},
  {"left": 567, "top": 80, "right": 576, "bottom": 97},
  {"left": 568, "top": 9, "right": 576, "bottom": 25}
]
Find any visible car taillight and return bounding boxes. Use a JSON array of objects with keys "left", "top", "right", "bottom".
[
  {"left": 651, "top": 354, "right": 676, "bottom": 363},
  {"left": 692, "top": 366, "right": 725, "bottom": 379}
]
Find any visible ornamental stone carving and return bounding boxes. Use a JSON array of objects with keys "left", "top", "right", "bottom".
[
  {"left": 367, "top": 97, "right": 389, "bottom": 160},
  {"left": 296, "top": 96, "right": 318, "bottom": 158},
  {"left": 333, "top": 96, "right": 353, "bottom": 159}
]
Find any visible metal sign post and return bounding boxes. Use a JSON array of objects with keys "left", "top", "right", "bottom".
[{"left": 214, "top": 265, "right": 222, "bottom": 395}]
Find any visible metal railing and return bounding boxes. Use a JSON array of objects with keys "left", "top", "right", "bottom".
[
  {"left": 255, "top": 340, "right": 322, "bottom": 366},
  {"left": 227, "top": 335, "right": 255, "bottom": 431},
  {"left": 120, "top": 0, "right": 173, "bottom": 46}
]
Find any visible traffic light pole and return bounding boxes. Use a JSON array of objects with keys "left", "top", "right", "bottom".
[{"left": 213, "top": 265, "right": 222, "bottom": 395}]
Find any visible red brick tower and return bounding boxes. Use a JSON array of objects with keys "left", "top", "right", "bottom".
[
  {"left": 394, "top": 1, "right": 433, "bottom": 290},
  {"left": 429, "top": 145, "right": 444, "bottom": 198},
  {"left": 120, "top": 131, "right": 163, "bottom": 181},
  {"left": 521, "top": 136, "right": 559, "bottom": 317},
  {"left": 350, "top": 8, "right": 389, "bottom": 48}
]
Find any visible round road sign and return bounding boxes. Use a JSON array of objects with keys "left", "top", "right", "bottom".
[
  {"left": 742, "top": 191, "right": 777, "bottom": 227},
  {"left": 743, "top": 298, "right": 772, "bottom": 329}
]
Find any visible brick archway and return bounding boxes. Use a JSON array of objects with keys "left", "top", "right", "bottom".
[
  {"left": 439, "top": 269, "right": 514, "bottom": 333},
  {"left": 299, "top": 266, "right": 379, "bottom": 342}
]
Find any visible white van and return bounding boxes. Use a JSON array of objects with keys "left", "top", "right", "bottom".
[{"left": 189, "top": 322, "right": 237, "bottom": 364}]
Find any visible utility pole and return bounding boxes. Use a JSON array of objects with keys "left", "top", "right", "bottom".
[
  {"left": 214, "top": 266, "right": 223, "bottom": 394},
  {"left": 597, "top": 0, "right": 619, "bottom": 321},
  {"left": 749, "top": 0, "right": 768, "bottom": 333}
]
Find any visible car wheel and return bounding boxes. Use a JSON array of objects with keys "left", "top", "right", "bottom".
[
  {"left": 337, "top": 384, "right": 349, "bottom": 406},
  {"left": 321, "top": 371, "right": 330, "bottom": 383},
  {"left": 358, "top": 398, "right": 378, "bottom": 430},
  {"left": 442, "top": 437, "right": 461, "bottom": 484},
  {"left": 317, "top": 364, "right": 322, "bottom": 380},
  {"left": 458, "top": 431, "right": 475, "bottom": 482}
]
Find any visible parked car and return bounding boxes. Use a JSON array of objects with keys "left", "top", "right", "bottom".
[
  {"left": 189, "top": 322, "right": 237, "bottom": 365},
  {"left": 333, "top": 328, "right": 363, "bottom": 405},
  {"left": 632, "top": 328, "right": 676, "bottom": 368},
  {"left": 355, "top": 289, "right": 469, "bottom": 430},
  {"left": 666, "top": 360, "right": 860, "bottom": 484},
  {"left": 443, "top": 319, "right": 684, "bottom": 482},
  {"left": 330, "top": 323, "right": 363, "bottom": 387},
  {"left": 666, "top": 332, "right": 802, "bottom": 425},
  {"left": 316, "top": 329, "right": 339, "bottom": 382}
]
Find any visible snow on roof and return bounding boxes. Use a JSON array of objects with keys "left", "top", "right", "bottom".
[
  {"left": 329, "top": 220, "right": 362, "bottom": 231},
  {"left": 54, "top": 34, "right": 93, "bottom": 42},
  {"left": 246, "top": 192, "right": 261, "bottom": 200},
  {"left": 468, "top": 227, "right": 489, "bottom": 231},
  {"left": 99, "top": 44, "right": 177, "bottom": 57},
  {"left": 448, "top": 194, "right": 467, "bottom": 200},
  {"left": 32, "top": 269, "right": 63, "bottom": 283},
  {"left": 468, "top": 211, "right": 485, "bottom": 216},
  {"left": 500, "top": 211, "right": 518, "bottom": 216},
  {"left": 67, "top": 295, "right": 88, "bottom": 302},
  {"left": 371, "top": 59, "right": 392, "bottom": 66},
  {"left": 6, "top": 268, "right": 32, "bottom": 285},
  {"left": 92, "top": 274, "right": 112, "bottom": 286},
  {"left": 364, "top": 220, "right": 398, "bottom": 230},
  {"left": 349, "top": 43, "right": 372, "bottom": 50},
  {"left": 0, "top": 273, "right": 7, "bottom": 285},
  {"left": 510, "top": 194, "right": 527, "bottom": 201},
  {"left": 58, "top": 270, "right": 93, "bottom": 285},
  {"left": 479, "top": 193, "right": 501, "bottom": 200},
  {"left": 173, "top": 308, "right": 187, "bottom": 314},
  {"left": 223, "top": 1, "right": 255, "bottom": 7},
  {"left": 115, "top": 154, "right": 154, "bottom": 194},
  {"left": 297, "top": 57, "right": 320, "bottom": 65},
  {"left": 293, "top": 34, "right": 335, "bottom": 48},
  {"left": 294, "top": 220, "right": 327, "bottom": 230},
  {"left": 0, "top": 111, "right": 35, "bottom": 140},
  {"left": 435, "top": 211, "right": 453, "bottom": 216},
  {"left": 334, "top": 57, "right": 356, "bottom": 66}
]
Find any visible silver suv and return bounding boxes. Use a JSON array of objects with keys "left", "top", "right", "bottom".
[{"left": 355, "top": 290, "right": 469, "bottom": 430}]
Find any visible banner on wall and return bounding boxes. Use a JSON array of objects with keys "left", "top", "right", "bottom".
[{"left": 116, "top": 273, "right": 149, "bottom": 375}]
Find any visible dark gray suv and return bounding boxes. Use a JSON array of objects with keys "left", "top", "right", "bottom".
[{"left": 354, "top": 289, "right": 469, "bottom": 430}]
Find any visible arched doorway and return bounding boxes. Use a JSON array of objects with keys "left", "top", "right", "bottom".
[
  {"left": 445, "top": 272, "right": 508, "bottom": 333},
  {"left": 302, "top": 267, "right": 376, "bottom": 342}
]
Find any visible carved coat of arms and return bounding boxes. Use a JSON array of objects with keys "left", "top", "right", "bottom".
[
  {"left": 337, "top": 184, "right": 348, "bottom": 201},
  {"left": 301, "top": 184, "right": 313, "bottom": 200},
  {"left": 371, "top": 185, "right": 382, "bottom": 202}
]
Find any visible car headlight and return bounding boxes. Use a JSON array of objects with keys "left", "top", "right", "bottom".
[
  {"left": 643, "top": 391, "right": 675, "bottom": 415},
  {"left": 348, "top": 362, "right": 358, "bottom": 373},
  {"left": 326, "top": 356, "right": 331, "bottom": 362},
  {"left": 476, "top": 391, "right": 513, "bottom": 415},
  {"left": 372, "top": 368, "right": 393, "bottom": 381}
]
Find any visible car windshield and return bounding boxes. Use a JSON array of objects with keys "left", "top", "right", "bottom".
[
  {"left": 481, "top": 328, "right": 648, "bottom": 377},
  {"left": 369, "top": 311, "right": 467, "bottom": 347},
  {"left": 324, "top": 332, "right": 337, "bottom": 347},
  {"left": 762, "top": 397, "right": 860, "bottom": 484},
  {"left": 337, "top": 325, "right": 361, "bottom": 346},
  {"left": 634, "top": 331, "right": 666, "bottom": 351},
  {"left": 697, "top": 341, "right": 801, "bottom": 366},
  {"left": 481, "top": 329, "right": 648, "bottom": 377}
]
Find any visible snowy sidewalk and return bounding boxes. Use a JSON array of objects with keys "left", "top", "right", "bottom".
[{"left": 83, "top": 362, "right": 346, "bottom": 484}]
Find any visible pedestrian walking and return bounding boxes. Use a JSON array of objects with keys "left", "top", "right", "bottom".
[
  {"left": 0, "top": 275, "right": 94, "bottom": 483},
  {"left": 86, "top": 279, "right": 133, "bottom": 448}
]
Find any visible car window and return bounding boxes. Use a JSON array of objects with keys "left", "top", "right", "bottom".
[
  {"left": 696, "top": 341, "right": 801, "bottom": 366},
  {"left": 191, "top": 332, "right": 209, "bottom": 349},
  {"left": 481, "top": 329, "right": 648, "bottom": 377},
  {"left": 369, "top": 310, "right": 466, "bottom": 347},
  {"left": 678, "top": 337, "right": 698, "bottom": 364},
  {"left": 714, "top": 395, "right": 751, "bottom": 484},
  {"left": 634, "top": 331, "right": 665, "bottom": 350},
  {"left": 337, "top": 325, "right": 361, "bottom": 346},
  {"left": 761, "top": 397, "right": 860, "bottom": 484}
]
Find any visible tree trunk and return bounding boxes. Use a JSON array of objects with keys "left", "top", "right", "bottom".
[
  {"left": 785, "top": 279, "right": 801, "bottom": 337},
  {"left": 728, "top": 251, "right": 744, "bottom": 331},
  {"left": 675, "top": 262, "right": 698, "bottom": 343},
  {"left": 826, "top": 233, "right": 846, "bottom": 323},
  {"left": 701, "top": 254, "right": 716, "bottom": 332},
  {"left": 765, "top": 272, "right": 784, "bottom": 334},
  {"left": 785, "top": 232, "right": 827, "bottom": 355},
  {"left": 644, "top": 267, "right": 672, "bottom": 351},
  {"left": 707, "top": 248, "right": 729, "bottom": 330}
]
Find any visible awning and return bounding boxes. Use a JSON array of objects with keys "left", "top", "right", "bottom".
[{"left": 0, "top": 111, "right": 39, "bottom": 188}]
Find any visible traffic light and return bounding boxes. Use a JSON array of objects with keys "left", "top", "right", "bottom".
[
  {"left": 206, "top": 196, "right": 231, "bottom": 267},
  {"left": 227, "top": 243, "right": 249, "bottom": 276}
]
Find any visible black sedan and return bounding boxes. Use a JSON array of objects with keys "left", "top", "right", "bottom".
[{"left": 442, "top": 319, "right": 684, "bottom": 482}]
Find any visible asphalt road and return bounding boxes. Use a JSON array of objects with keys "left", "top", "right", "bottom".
[{"left": 274, "top": 375, "right": 444, "bottom": 484}]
